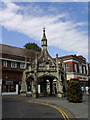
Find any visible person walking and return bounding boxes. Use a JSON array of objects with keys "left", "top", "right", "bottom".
[
  {"left": 81, "top": 86, "right": 85, "bottom": 95},
  {"left": 85, "top": 86, "right": 89, "bottom": 95}
]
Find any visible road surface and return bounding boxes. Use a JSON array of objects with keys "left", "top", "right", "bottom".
[{"left": 2, "top": 97, "right": 64, "bottom": 119}]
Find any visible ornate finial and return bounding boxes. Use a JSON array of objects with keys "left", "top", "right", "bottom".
[
  {"left": 56, "top": 53, "right": 58, "bottom": 58},
  {"left": 43, "top": 27, "right": 46, "bottom": 34},
  {"left": 42, "top": 27, "right": 46, "bottom": 40},
  {"left": 43, "top": 27, "right": 46, "bottom": 31}
]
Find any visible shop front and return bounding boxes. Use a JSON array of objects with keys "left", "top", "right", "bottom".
[{"left": 2, "top": 81, "right": 19, "bottom": 95}]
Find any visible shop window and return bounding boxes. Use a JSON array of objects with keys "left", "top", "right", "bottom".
[
  {"left": 10, "top": 85, "right": 16, "bottom": 92},
  {"left": 3, "top": 60, "right": 7, "bottom": 67},
  {"left": 2, "top": 85, "right": 8, "bottom": 92},
  {"left": 2, "top": 85, "right": 16, "bottom": 92},
  {"left": 20, "top": 63, "right": 26, "bottom": 69},
  {"left": 11, "top": 62, "right": 17, "bottom": 68}
]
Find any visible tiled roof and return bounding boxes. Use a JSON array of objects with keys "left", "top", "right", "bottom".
[{"left": 0, "top": 44, "right": 39, "bottom": 58}]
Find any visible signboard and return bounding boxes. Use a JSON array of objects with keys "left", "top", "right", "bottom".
[
  {"left": 79, "top": 77, "right": 88, "bottom": 81},
  {"left": 6, "top": 81, "right": 13, "bottom": 85}
]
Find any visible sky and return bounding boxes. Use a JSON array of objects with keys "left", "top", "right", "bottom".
[{"left": 0, "top": 1, "right": 88, "bottom": 61}]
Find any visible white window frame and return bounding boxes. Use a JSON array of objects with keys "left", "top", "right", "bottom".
[
  {"left": 83, "top": 66, "right": 86, "bottom": 74},
  {"left": 20, "top": 63, "right": 26, "bottom": 69},
  {"left": 11, "top": 62, "right": 17, "bottom": 68},
  {"left": 74, "top": 63, "right": 77, "bottom": 72},
  {"left": 64, "top": 63, "right": 69, "bottom": 72},
  {"left": 3, "top": 60, "right": 7, "bottom": 67},
  {"left": 79, "top": 65, "right": 82, "bottom": 74}
]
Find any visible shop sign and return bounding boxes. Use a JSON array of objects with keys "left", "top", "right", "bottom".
[
  {"left": 6, "top": 81, "right": 13, "bottom": 85},
  {"left": 79, "top": 77, "right": 88, "bottom": 81}
]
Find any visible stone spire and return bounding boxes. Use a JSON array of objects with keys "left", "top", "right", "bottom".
[{"left": 41, "top": 27, "right": 47, "bottom": 48}]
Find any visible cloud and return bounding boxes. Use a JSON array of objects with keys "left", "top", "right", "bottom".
[
  {"left": 1, "top": 0, "right": 89, "bottom": 2},
  {"left": 0, "top": 2, "right": 88, "bottom": 56}
]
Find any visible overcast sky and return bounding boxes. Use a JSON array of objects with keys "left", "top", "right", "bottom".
[{"left": 0, "top": 1, "right": 88, "bottom": 60}]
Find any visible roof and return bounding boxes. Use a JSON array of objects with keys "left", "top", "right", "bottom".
[
  {"left": 54, "top": 54, "right": 86, "bottom": 62},
  {"left": 0, "top": 44, "right": 39, "bottom": 58}
]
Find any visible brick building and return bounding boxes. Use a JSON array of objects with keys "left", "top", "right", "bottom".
[
  {"left": 0, "top": 44, "right": 38, "bottom": 95},
  {"left": 57, "top": 55, "right": 88, "bottom": 87}
]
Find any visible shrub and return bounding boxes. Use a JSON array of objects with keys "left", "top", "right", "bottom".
[{"left": 67, "top": 78, "right": 83, "bottom": 103}]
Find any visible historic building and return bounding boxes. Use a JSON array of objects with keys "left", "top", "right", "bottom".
[
  {"left": 21, "top": 28, "right": 65, "bottom": 98},
  {"left": 0, "top": 44, "right": 38, "bottom": 95},
  {"left": 56, "top": 55, "right": 88, "bottom": 87}
]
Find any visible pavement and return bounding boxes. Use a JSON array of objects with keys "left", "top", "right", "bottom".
[{"left": 2, "top": 94, "right": 89, "bottom": 119}]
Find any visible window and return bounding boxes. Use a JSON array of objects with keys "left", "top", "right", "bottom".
[
  {"left": 3, "top": 60, "right": 7, "bottom": 67},
  {"left": 11, "top": 62, "right": 17, "bottom": 68},
  {"left": 20, "top": 63, "right": 26, "bottom": 69},
  {"left": 65, "top": 64, "right": 68, "bottom": 67},
  {"left": 79, "top": 65, "right": 82, "bottom": 73},
  {"left": 83, "top": 66, "right": 86, "bottom": 74},
  {"left": 74, "top": 63, "right": 77, "bottom": 72},
  {"left": 2, "top": 84, "right": 16, "bottom": 92},
  {"left": 64, "top": 63, "right": 69, "bottom": 72}
]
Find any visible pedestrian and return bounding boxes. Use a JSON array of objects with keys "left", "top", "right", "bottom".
[
  {"left": 85, "top": 86, "right": 89, "bottom": 95},
  {"left": 81, "top": 86, "right": 85, "bottom": 95}
]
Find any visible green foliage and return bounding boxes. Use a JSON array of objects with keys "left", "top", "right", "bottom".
[
  {"left": 67, "top": 79, "right": 83, "bottom": 103},
  {"left": 24, "top": 42, "right": 41, "bottom": 52}
]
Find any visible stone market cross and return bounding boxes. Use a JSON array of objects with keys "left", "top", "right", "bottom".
[{"left": 21, "top": 28, "right": 66, "bottom": 98}]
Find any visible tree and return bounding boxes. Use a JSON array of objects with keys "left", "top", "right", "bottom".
[
  {"left": 67, "top": 78, "right": 83, "bottom": 103},
  {"left": 24, "top": 42, "right": 41, "bottom": 52}
]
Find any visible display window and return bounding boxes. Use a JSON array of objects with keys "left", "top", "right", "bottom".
[
  {"left": 10, "top": 85, "right": 16, "bottom": 92},
  {"left": 2, "top": 84, "right": 16, "bottom": 92},
  {"left": 2, "top": 85, "right": 8, "bottom": 92}
]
